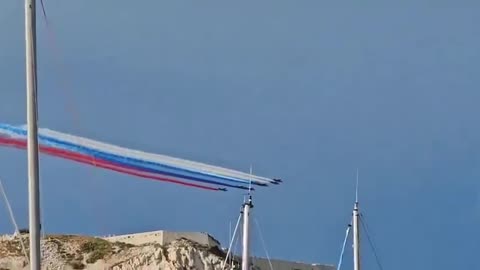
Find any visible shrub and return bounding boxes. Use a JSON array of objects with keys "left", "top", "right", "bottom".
[{"left": 80, "top": 238, "right": 112, "bottom": 264}]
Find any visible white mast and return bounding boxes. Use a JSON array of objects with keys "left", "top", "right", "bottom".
[
  {"left": 241, "top": 194, "right": 253, "bottom": 270},
  {"left": 25, "top": 0, "right": 42, "bottom": 268},
  {"left": 352, "top": 170, "right": 360, "bottom": 270},
  {"left": 242, "top": 166, "right": 253, "bottom": 270}
]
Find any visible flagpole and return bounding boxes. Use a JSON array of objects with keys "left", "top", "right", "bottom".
[{"left": 25, "top": 0, "right": 42, "bottom": 268}]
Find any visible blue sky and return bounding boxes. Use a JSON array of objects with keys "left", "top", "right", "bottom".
[{"left": 0, "top": 1, "right": 479, "bottom": 269}]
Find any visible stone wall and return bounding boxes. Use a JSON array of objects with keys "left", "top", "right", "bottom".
[{"left": 103, "top": 230, "right": 220, "bottom": 248}]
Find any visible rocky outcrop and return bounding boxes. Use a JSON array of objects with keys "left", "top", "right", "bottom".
[{"left": 0, "top": 235, "right": 237, "bottom": 270}]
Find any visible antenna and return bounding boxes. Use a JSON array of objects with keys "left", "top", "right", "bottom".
[
  {"left": 353, "top": 168, "right": 361, "bottom": 270},
  {"left": 355, "top": 168, "right": 359, "bottom": 203},
  {"left": 248, "top": 165, "right": 253, "bottom": 196}
]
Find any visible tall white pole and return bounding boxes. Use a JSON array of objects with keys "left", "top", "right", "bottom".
[
  {"left": 352, "top": 201, "right": 360, "bottom": 270},
  {"left": 229, "top": 221, "right": 233, "bottom": 267},
  {"left": 353, "top": 169, "right": 360, "bottom": 270},
  {"left": 241, "top": 196, "right": 253, "bottom": 270},
  {"left": 25, "top": 0, "right": 42, "bottom": 268}
]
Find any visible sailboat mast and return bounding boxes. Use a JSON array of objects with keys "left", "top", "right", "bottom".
[
  {"left": 352, "top": 201, "right": 360, "bottom": 270},
  {"left": 352, "top": 169, "right": 360, "bottom": 270},
  {"left": 25, "top": 0, "right": 42, "bottom": 268},
  {"left": 241, "top": 195, "right": 253, "bottom": 270}
]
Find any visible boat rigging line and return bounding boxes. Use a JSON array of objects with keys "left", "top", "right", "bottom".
[
  {"left": 253, "top": 217, "right": 274, "bottom": 270},
  {"left": 359, "top": 214, "right": 384, "bottom": 270},
  {"left": 221, "top": 210, "right": 243, "bottom": 270},
  {"left": 336, "top": 223, "right": 351, "bottom": 270},
  {"left": 0, "top": 177, "right": 29, "bottom": 262}
]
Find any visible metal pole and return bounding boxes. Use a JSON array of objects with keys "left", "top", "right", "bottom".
[
  {"left": 352, "top": 202, "right": 360, "bottom": 270},
  {"left": 242, "top": 196, "right": 253, "bottom": 270},
  {"left": 25, "top": 0, "right": 41, "bottom": 268},
  {"left": 229, "top": 220, "right": 232, "bottom": 266}
]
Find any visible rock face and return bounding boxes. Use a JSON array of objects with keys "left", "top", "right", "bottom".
[{"left": 0, "top": 235, "right": 236, "bottom": 270}]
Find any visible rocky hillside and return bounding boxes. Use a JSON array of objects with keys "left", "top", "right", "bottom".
[{"left": 0, "top": 235, "right": 236, "bottom": 270}]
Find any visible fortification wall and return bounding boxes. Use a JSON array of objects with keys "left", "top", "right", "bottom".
[
  {"left": 161, "top": 231, "right": 220, "bottom": 247},
  {"left": 104, "top": 230, "right": 164, "bottom": 246},
  {"left": 103, "top": 230, "right": 220, "bottom": 248}
]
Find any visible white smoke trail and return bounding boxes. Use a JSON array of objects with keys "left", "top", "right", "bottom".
[
  {"left": 38, "top": 128, "right": 275, "bottom": 184},
  {"left": 0, "top": 124, "right": 277, "bottom": 185}
]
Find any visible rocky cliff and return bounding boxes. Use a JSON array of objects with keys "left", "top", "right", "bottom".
[{"left": 0, "top": 235, "right": 236, "bottom": 270}]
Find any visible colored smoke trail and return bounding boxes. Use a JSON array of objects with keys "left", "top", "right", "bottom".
[{"left": 0, "top": 123, "right": 282, "bottom": 191}]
